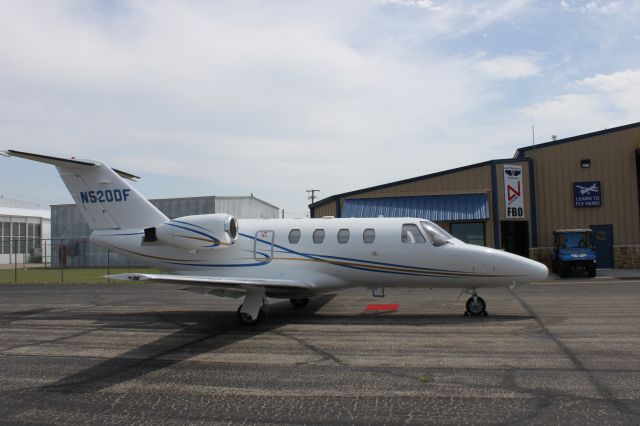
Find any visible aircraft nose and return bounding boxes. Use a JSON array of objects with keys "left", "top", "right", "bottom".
[{"left": 524, "top": 259, "right": 548, "bottom": 283}]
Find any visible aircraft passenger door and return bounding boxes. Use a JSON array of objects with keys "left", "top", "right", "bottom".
[{"left": 254, "top": 230, "right": 274, "bottom": 262}]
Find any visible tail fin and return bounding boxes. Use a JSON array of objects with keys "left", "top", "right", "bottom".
[{"left": 3, "top": 150, "right": 168, "bottom": 230}]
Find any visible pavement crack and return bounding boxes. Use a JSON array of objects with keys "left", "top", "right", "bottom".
[
  {"left": 509, "top": 287, "right": 634, "bottom": 422},
  {"left": 271, "top": 330, "right": 345, "bottom": 366}
]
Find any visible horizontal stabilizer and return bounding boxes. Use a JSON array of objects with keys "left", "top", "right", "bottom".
[{"left": 2, "top": 150, "right": 140, "bottom": 181}]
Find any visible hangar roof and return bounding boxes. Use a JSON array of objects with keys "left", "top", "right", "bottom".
[
  {"left": 309, "top": 157, "right": 524, "bottom": 209},
  {"left": 0, "top": 206, "right": 51, "bottom": 219},
  {"left": 309, "top": 160, "right": 494, "bottom": 209},
  {"left": 514, "top": 120, "right": 640, "bottom": 158}
]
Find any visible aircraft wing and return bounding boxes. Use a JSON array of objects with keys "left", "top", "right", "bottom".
[{"left": 106, "top": 273, "right": 316, "bottom": 297}]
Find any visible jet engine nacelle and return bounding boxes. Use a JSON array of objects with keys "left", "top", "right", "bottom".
[{"left": 151, "top": 213, "right": 238, "bottom": 250}]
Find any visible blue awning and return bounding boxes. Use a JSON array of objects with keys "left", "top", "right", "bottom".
[{"left": 341, "top": 194, "right": 489, "bottom": 221}]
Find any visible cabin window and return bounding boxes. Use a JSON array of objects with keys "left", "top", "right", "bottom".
[
  {"left": 401, "top": 224, "right": 426, "bottom": 244},
  {"left": 337, "top": 229, "right": 350, "bottom": 244},
  {"left": 288, "top": 229, "right": 301, "bottom": 244},
  {"left": 363, "top": 228, "right": 375, "bottom": 244},
  {"left": 421, "top": 221, "right": 452, "bottom": 247},
  {"left": 313, "top": 229, "right": 325, "bottom": 244}
]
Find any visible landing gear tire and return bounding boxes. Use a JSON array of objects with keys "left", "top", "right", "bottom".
[
  {"left": 466, "top": 296, "right": 487, "bottom": 317},
  {"left": 236, "top": 305, "right": 265, "bottom": 326},
  {"left": 290, "top": 297, "right": 310, "bottom": 308},
  {"left": 587, "top": 264, "right": 596, "bottom": 278}
]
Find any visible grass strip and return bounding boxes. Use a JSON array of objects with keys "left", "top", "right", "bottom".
[{"left": 0, "top": 267, "right": 162, "bottom": 284}]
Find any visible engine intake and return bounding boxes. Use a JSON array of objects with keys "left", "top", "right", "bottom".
[{"left": 153, "top": 213, "right": 238, "bottom": 250}]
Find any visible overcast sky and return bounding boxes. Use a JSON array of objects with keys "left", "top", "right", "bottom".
[{"left": 1, "top": 0, "right": 639, "bottom": 217}]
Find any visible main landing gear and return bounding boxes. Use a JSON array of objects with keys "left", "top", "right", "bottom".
[
  {"left": 236, "top": 304, "right": 265, "bottom": 326},
  {"left": 465, "top": 289, "right": 488, "bottom": 317},
  {"left": 236, "top": 288, "right": 267, "bottom": 326},
  {"left": 235, "top": 291, "right": 313, "bottom": 326}
]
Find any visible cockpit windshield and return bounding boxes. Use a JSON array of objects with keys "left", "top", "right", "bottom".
[{"left": 420, "top": 221, "right": 453, "bottom": 247}]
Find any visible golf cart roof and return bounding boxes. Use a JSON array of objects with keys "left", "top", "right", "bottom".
[{"left": 554, "top": 229, "right": 593, "bottom": 234}]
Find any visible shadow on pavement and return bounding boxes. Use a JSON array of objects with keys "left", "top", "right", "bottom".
[
  {"left": 38, "top": 294, "right": 531, "bottom": 394},
  {"left": 40, "top": 295, "right": 335, "bottom": 394}
]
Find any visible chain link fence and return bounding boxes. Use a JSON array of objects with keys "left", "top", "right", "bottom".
[{"left": 0, "top": 238, "right": 158, "bottom": 284}]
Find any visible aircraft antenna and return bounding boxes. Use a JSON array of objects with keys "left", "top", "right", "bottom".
[{"left": 531, "top": 124, "right": 535, "bottom": 149}]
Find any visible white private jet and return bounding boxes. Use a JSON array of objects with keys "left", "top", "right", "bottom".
[
  {"left": 2, "top": 150, "right": 548, "bottom": 325},
  {"left": 575, "top": 183, "right": 599, "bottom": 195}
]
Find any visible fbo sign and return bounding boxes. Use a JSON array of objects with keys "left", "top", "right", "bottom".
[{"left": 504, "top": 165, "right": 524, "bottom": 218}]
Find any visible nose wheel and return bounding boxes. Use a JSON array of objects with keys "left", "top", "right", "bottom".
[{"left": 465, "top": 293, "right": 488, "bottom": 317}]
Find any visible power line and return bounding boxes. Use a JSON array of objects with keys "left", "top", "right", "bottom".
[{"left": 306, "top": 189, "right": 320, "bottom": 204}]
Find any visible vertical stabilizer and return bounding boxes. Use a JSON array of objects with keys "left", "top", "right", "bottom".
[{"left": 4, "top": 150, "right": 168, "bottom": 230}]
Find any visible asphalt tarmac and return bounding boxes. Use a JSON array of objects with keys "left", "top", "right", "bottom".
[{"left": 1, "top": 278, "right": 639, "bottom": 425}]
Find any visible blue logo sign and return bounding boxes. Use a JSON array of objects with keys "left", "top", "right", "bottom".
[
  {"left": 574, "top": 181, "right": 601, "bottom": 208},
  {"left": 80, "top": 189, "right": 131, "bottom": 204}
]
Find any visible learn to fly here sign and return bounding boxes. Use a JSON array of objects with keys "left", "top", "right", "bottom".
[{"left": 504, "top": 165, "right": 524, "bottom": 218}]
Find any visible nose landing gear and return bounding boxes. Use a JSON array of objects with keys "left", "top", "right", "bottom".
[{"left": 465, "top": 290, "right": 488, "bottom": 317}]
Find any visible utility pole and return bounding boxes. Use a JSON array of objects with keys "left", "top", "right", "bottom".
[{"left": 306, "top": 189, "right": 320, "bottom": 204}]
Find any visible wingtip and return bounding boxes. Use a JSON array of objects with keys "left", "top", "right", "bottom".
[
  {"left": 104, "top": 273, "right": 144, "bottom": 281},
  {"left": 0, "top": 150, "right": 11, "bottom": 157}
]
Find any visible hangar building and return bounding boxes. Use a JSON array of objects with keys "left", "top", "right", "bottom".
[
  {"left": 310, "top": 121, "right": 640, "bottom": 269},
  {"left": 52, "top": 195, "right": 279, "bottom": 267},
  {"left": 0, "top": 196, "right": 51, "bottom": 265}
]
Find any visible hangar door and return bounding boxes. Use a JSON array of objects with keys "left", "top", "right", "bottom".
[
  {"left": 501, "top": 221, "right": 529, "bottom": 258},
  {"left": 341, "top": 194, "right": 490, "bottom": 222},
  {"left": 590, "top": 224, "right": 613, "bottom": 268}
]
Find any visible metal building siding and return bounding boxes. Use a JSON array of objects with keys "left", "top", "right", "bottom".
[
  {"left": 152, "top": 197, "right": 216, "bottom": 219},
  {"left": 215, "top": 197, "right": 279, "bottom": 219},
  {"left": 529, "top": 127, "right": 640, "bottom": 247},
  {"left": 341, "top": 194, "right": 489, "bottom": 221},
  {"left": 312, "top": 203, "right": 338, "bottom": 218},
  {"left": 348, "top": 165, "right": 492, "bottom": 199}
]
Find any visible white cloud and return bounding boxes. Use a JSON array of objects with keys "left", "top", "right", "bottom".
[
  {"left": 475, "top": 55, "right": 540, "bottom": 80},
  {"left": 520, "top": 68, "right": 640, "bottom": 142},
  {"left": 382, "top": 0, "right": 442, "bottom": 10},
  {"left": 378, "top": 0, "right": 532, "bottom": 38},
  {"left": 463, "top": 0, "right": 531, "bottom": 33},
  {"left": 0, "top": 1, "right": 637, "bottom": 214},
  {"left": 0, "top": 1, "right": 502, "bottom": 212},
  {"left": 561, "top": 0, "right": 625, "bottom": 14}
]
